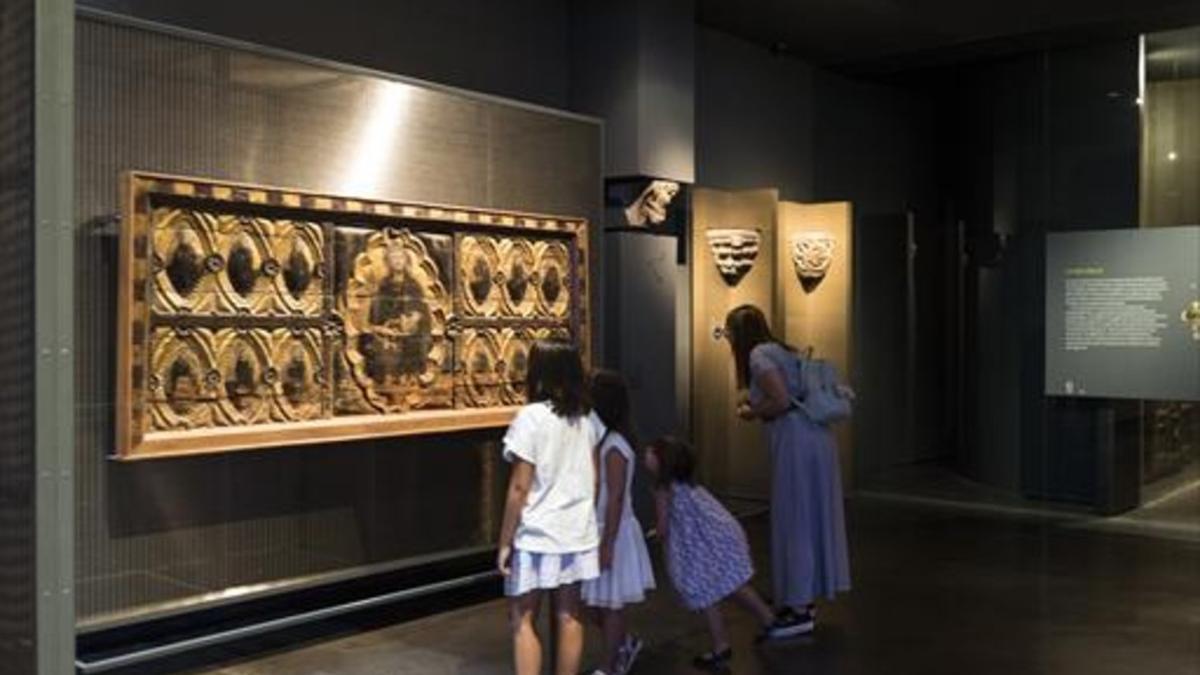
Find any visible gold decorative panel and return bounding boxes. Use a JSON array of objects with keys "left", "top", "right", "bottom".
[{"left": 117, "top": 172, "right": 589, "bottom": 459}]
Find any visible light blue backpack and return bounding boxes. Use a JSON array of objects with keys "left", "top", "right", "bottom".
[{"left": 793, "top": 355, "right": 853, "bottom": 426}]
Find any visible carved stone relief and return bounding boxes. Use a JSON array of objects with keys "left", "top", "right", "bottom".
[
  {"left": 706, "top": 228, "right": 761, "bottom": 287},
  {"left": 1183, "top": 300, "right": 1200, "bottom": 341},
  {"left": 119, "top": 173, "right": 589, "bottom": 458},
  {"left": 791, "top": 232, "right": 836, "bottom": 293},
  {"left": 624, "top": 179, "right": 680, "bottom": 227}
]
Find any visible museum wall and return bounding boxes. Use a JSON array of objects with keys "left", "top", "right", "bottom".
[
  {"left": 933, "top": 39, "right": 1141, "bottom": 498},
  {"left": 0, "top": 0, "right": 37, "bottom": 670},
  {"left": 695, "top": 27, "right": 815, "bottom": 202},
  {"left": 810, "top": 70, "right": 948, "bottom": 478},
  {"left": 696, "top": 26, "right": 948, "bottom": 482},
  {"left": 78, "top": 0, "right": 572, "bottom": 109},
  {"left": 73, "top": 15, "right": 602, "bottom": 627}
]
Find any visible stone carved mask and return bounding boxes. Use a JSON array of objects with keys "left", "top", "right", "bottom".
[
  {"left": 791, "top": 232, "right": 836, "bottom": 293},
  {"left": 706, "top": 229, "right": 760, "bottom": 287}
]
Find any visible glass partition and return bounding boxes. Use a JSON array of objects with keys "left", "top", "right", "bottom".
[{"left": 1138, "top": 25, "right": 1200, "bottom": 508}]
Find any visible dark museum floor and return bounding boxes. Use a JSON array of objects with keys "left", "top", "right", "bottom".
[{"left": 172, "top": 496, "right": 1200, "bottom": 675}]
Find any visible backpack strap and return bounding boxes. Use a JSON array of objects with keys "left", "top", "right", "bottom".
[{"left": 597, "top": 427, "right": 613, "bottom": 452}]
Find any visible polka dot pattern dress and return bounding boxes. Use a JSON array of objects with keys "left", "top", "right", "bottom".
[{"left": 664, "top": 482, "right": 754, "bottom": 611}]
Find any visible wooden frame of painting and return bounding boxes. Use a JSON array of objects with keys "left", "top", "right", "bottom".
[{"left": 116, "top": 171, "right": 590, "bottom": 460}]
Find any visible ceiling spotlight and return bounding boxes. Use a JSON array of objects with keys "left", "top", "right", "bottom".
[{"left": 1168, "top": 151, "right": 1179, "bottom": 162}]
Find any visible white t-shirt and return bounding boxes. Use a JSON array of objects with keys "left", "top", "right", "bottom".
[{"left": 503, "top": 401, "right": 606, "bottom": 554}]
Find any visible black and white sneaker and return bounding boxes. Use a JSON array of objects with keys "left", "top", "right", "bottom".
[{"left": 758, "top": 608, "right": 815, "bottom": 641}]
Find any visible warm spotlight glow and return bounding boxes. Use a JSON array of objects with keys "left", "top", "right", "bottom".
[
  {"left": 341, "top": 81, "right": 410, "bottom": 197},
  {"left": 1168, "top": 151, "right": 1178, "bottom": 162}
]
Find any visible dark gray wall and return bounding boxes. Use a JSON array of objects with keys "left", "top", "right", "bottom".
[
  {"left": 569, "top": 1, "right": 642, "bottom": 176},
  {"left": 935, "top": 39, "right": 1141, "bottom": 498},
  {"left": 570, "top": 0, "right": 696, "bottom": 523},
  {"left": 696, "top": 27, "right": 815, "bottom": 201},
  {"left": 811, "top": 70, "right": 947, "bottom": 477},
  {"left": 79, "top": 0, "right": 571, "bottom": 109},
  {"left": 0, "top": 0, "right": 36, "bottom": 671}
]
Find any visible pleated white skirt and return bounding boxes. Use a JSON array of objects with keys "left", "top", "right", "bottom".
[{"left": 505, "top": 548, "right": 600, "bottom": 597}]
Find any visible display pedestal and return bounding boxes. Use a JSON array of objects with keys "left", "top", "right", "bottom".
[{"left": 1031, "top": 398, "right": 1140, "bottom": 514}]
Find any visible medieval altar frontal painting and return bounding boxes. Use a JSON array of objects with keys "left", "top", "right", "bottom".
[{"left": 117, "top": 172, "right": 589, "bottom": 459}]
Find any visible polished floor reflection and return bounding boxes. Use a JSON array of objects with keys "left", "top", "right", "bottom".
[{"left": 171, "top": 497, "right": 1200, "bottom": 675}]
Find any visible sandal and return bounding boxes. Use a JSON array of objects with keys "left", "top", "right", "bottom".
[
  {"left": 619, "top": 633, "right": 645, "bottom": 673},
  {"left": 692, "top": 647, "right": 732, "bottom": 670}
]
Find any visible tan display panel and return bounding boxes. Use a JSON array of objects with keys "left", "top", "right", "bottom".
[
  {"left": 116, "top": 172, "right": 589, "bottom": 460},
  {"left": 776, "top": 201, "right": 854, "bottom": 479},
  {"left": 691, "top": 187, "right": 778, "bottom": 496}
]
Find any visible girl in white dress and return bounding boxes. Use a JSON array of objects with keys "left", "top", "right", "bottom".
[
  {"left": 498, "top": 340, "right": 607, "bottom": 675},
  {"left": 583, "top": 371, "right": 656, "bottom": 675}
]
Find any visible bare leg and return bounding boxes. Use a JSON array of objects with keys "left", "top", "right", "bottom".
[
  {"left": 600, "top": 608, "right": 627, "bottom": 673},
  {"left": 553, "top": 584, "right": 586, "bottom": 675},
  {"left": 509, "top": 591, "right": 543, "bottom": 675},
  {"left": 702, "top": 605, "right": 731, "bottom": 653},
  {"left": 731, "top": 584, "right": 776, "bottom": 626}
]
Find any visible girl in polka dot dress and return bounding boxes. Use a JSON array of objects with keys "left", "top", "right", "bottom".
[{"left": 645, "top": 437, "right": 805, "bottom": 670}]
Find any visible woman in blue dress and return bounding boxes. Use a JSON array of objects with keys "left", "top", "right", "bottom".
[{"left": 724, "top": 304, "right": 851, "bottom": 633}]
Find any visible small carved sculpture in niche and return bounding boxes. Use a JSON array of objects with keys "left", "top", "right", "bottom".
[
  {"left": 1183, "top": 300, "right": 1200, "bottom": 341},
  {"left": 118, "top": 172, "right": 589, "bottom": 458},
  {"left": 605, "top": 176, "right": 691, "bottom": 237},
  {"left": 270, "top": 328, "right": 328, "bottom": 421},
  {"left": 536, "top": 240, "right": 572, "bottom": 318},
  {"left": 148, "top": 327, "right": 219, "bottom": 431},
  {"left": 625, "top": 180, "right": 680, "bottom": 226},
  {"left": 705, "top": 228, "right": 761, "bottom": 287},
  {"left": 791, "top": 232, "right": 837, "bottom": 293},
  {"left": 215, "top": 330, "right": 273, "bottom": 425},
  {"left": 502, "top": 239, "right": 538, "bottom": 317}
]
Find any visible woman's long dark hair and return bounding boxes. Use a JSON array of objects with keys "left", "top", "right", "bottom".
[
  {"left": 525, "top": 339, "right": 590, "bottom": 418},
  {"left": 724, "top": 304, "right": 794, "bottom": 388},
  {"left": 591, "top": 369, "right": 636, "bottom": 448},
  {"left": 647, "top": 436, "right": 696, "bottom": 489}
]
